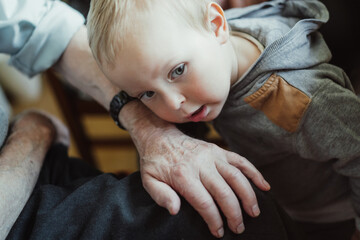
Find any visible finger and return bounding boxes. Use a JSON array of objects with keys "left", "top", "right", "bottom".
[
  {"left": 176, "top": 177, "right": 224, "bottom": 238},
  {"left": 200, "top": 170, "right": 245, "bottom": 234},
  {"left": 216, "top": 161, "right": 260, "bottom": 219},
  {"left": 142, "top": 174, "right": 181, "bottom": 215},
  {"left": 226, "top": 151, "right": 271, "bottom": 191}
]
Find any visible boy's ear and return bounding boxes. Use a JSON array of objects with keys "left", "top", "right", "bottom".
[{"left": 207, "top": 2, "right": 229, "bottom": 44}]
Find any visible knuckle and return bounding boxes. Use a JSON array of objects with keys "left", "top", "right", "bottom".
[
  {"left": 197, "top": 198, "right": 214, "bottom": 211},
  {"left": 227, "top": 169, "right": 243, "bottom": 182},
  {"left": 227, "top": 212, "right": 243, "bottom": 223},
  {"left": 247, "top": 170, "right": 260, "bottom": 179},
  {"left": 216, "top": 188, "right": 233, "bottom": 200},
  {"left": 182, "top": 138, "right": 199, "bottom": 151},
  {"left": 230, "top": 152, "right": 245, "bottom": 162},
  {"left": 198, "top": 140, "right": 216, "bottom": 151},
  {"left": 172, "top": 164, "right": 189, "bottom": 179},
  {"left": 171, "top": 164, "right": 191, "bottom": 195},
  {"left": 243, "top": 191, "right": 257, "bottom": 206}
]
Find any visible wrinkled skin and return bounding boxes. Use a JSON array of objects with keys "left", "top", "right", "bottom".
[
  {"left": 140, "top": 128, "right": 270, "bottom": 237},
  {"left": 122, "top": 102, "right": 270, "bottom": 238}
]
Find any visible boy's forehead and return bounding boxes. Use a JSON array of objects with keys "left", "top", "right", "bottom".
[
  {"left": 134, "top": 1, "right": 183, "bottom": 28},
  {"left": 109, "top": 0, "right": 210, "bottom": 66},
  {"left": 112, "top": 22, "right": 198, "bottom": 85},
  {"left": 123, "top": 6, "right": 194, "bottom": 56},
  {"left": 119, "top": 32, "right": 181, "bottom": 76},
  {"left": 106, "top": 0, "right": 210, "bottom": 79},
  {"left": 128, "top": 0, "right": 204, "bottom": 36}
]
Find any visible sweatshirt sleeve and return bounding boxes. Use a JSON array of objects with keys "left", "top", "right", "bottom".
[
  {"left": 0, "top": 0, "right": 85, "bottom": 77},
  {"left": 296, "top": 79, "right": 360, "bottom": 228}
]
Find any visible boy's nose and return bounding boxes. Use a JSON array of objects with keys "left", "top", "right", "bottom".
[{"left": 164, "top": 92, "right": 185, "bottom": 110}]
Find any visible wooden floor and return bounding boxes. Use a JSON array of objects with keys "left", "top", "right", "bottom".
[{"left": 10, "top": 75, "right": 139, "bottom": 174}]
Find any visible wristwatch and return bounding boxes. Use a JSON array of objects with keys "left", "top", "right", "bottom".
[{"left": 109, "top": 91, "right": 136, "bottom": 130}]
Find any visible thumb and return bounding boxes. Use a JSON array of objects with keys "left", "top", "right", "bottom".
[{"left": 142, "top": 175, "right": 181, "bottom": 215}]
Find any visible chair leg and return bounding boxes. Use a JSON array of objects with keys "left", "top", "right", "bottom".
[{"left": 46, "top": 70, "right": 97, "bottom": 166}]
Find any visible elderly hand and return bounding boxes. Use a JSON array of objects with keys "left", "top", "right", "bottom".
[
  {"left": 216, "top": 0, "right": 267, "bottom": 9},
  {"left": 140, "top": 127, "right": 270, "bottom": 238},
  {"left": 123, "top": 102, "right": 270, "bottom": 238}
]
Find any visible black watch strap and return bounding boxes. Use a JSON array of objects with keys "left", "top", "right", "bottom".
[{"left": 109, "top": 91, "right": 136, "bottom": 130}]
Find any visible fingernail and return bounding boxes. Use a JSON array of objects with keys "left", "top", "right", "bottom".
[
  {"left": 263, "top": 179, "right": 271, "bottom": 189},
  {"left": 252, "top": 204, "right": 260, "bottom": 217},
  {"left": 167, "top": 203, "right": 174, "bottom": 215},
  {"left": 217, "top": 227, "right": 224, "bottom": 238},
  {"left": 237, "top": 223, "right": 245, "bottom": 234}
]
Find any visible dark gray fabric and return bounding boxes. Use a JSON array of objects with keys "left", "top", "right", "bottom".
[
  {"left": 7, "top": 144, "right": 304, "bottom": 240},
  {"left": 296, "top": 219, "right": 355, "bottom": 240}
]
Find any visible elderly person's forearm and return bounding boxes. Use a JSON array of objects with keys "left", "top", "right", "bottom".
[
  {"left": 53, "top": 26, "right": 119, "bottom": 110},
  {"left": 0, "top": 113, "right": 55, "bottom": 239}
]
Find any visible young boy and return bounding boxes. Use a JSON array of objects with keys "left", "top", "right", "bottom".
[{"left": 87, "top": 0, "right": 360, "bottom": 239}]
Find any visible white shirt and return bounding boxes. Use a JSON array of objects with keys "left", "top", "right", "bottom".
[{"left": 0, "top": 0, "right": 84, "bottom": 146}]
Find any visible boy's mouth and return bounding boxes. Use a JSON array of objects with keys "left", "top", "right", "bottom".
[{"left": 187, "top": 105, "right": 207, "bottom": 122}]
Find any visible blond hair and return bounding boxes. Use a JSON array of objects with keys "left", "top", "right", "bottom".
[{"left": 87, "top": 0, "right": 212, "bottom": 68}]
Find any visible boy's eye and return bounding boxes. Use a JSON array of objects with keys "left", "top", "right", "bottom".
[
  {"left": 139, "top": 91, "right": 155, "bottom": 100},
  {"left": 169, "top": 63, "right": 186, "bottom": 80}
]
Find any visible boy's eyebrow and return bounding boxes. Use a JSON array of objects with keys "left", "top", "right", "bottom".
[
  {"left": 127, "top": 59, "right": 177, "bottom": 97},
  {"left": 147, "top": 56, "right": 179, "bottom": 80}
]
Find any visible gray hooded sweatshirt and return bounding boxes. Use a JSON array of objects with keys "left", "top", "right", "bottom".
[{"left": 215, "top": 0, "right": 360, "bottom": 227}]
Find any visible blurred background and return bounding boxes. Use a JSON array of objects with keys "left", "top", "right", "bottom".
[
  {"left": 0, "top": 0, "right": 141, "bottom": 175},
  {"left": 3, "top": 64, "right": 139, "bottom": 175},
  {"left": 2, "top": 0, "right": 358, "bottom": 176}
]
